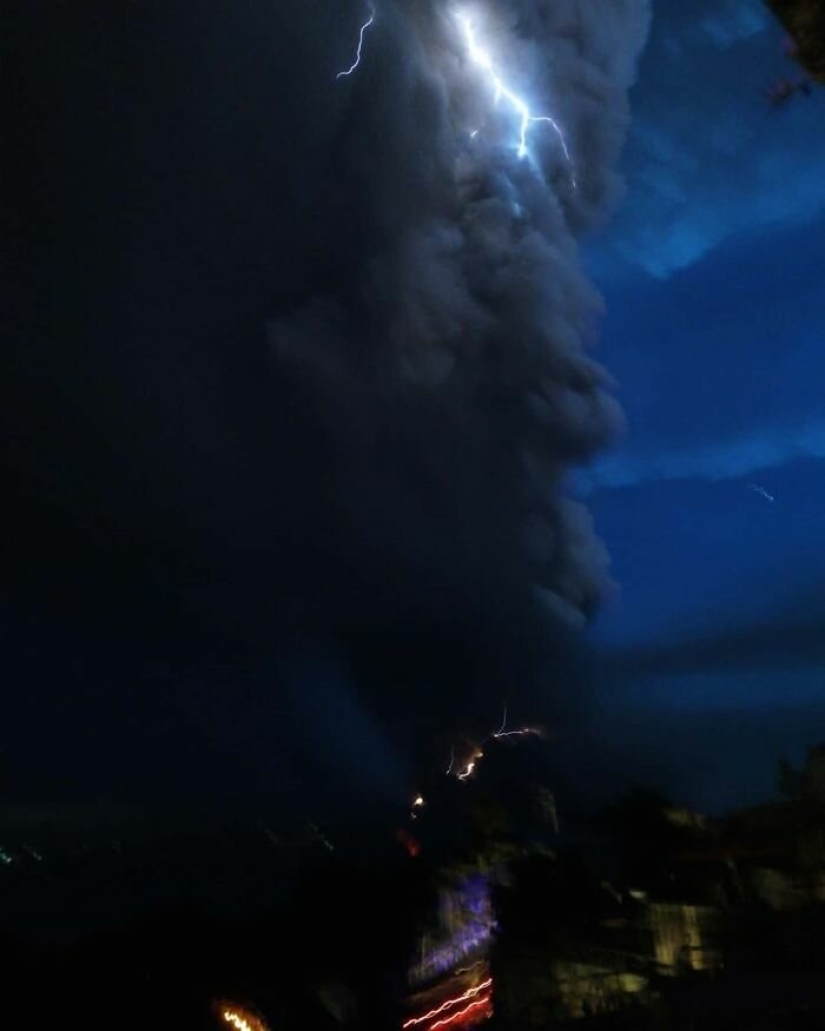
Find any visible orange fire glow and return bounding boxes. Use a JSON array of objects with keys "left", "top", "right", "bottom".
[
  {"left": 215, "top": 1002, "right": 268, "bottom": 1031},
  {"left": 397, "top": 828, "right": 421, "bottom": 857}
]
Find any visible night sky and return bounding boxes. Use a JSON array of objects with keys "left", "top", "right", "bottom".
[
  {"left": 3, "top": 0, "right": 823, "bottom": 836},
  {"left": 584, "top": 0, "right": 825, "bottom": 810}
]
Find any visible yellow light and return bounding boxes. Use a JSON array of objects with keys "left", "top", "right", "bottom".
[
  {"left": 215, "top": 1003, "right": 269, "bottom": 1031},
  {"left": 224, "top": 1012, "right": 253, "bottom": 1031}
]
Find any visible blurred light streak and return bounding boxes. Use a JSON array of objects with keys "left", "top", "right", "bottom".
[
  {"left": 403, "top": 979, "right": 492, "bottom": 1028},
  {"left": 455, "top": 961, "right": 485, "bottom": 977},
  {"left": 430, "top": 995, "right": 492, "bottom": 1030}
]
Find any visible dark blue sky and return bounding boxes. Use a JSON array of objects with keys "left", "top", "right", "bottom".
[{"left": 582, "top": 0, "right": 825, "bottom": 811}]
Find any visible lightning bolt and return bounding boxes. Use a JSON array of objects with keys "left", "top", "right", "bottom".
[
  {"left": 750, "top": 484, "right": 775, "bottom": 503},
  {"left": 457, "top": 13, "right": 573, "bottom": 172},
  {"left": 454, "top": 705, "right": 543, "bottom": 781},
  {"left": 493, "top": 702, "right": 542, "bottom": 740},
  {"left": 337, "top": 3, "right": 376, "bottom": 80}
]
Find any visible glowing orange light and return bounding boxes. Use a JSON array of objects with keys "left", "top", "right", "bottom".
[
  {"left": 215, "top": 1002, "right": 268, "bottom": 1031},
  {"left": 453, "top": 704, "right": 544, "bottom": 782},
  {"left": 457, "top": 750, "right": 483, "bottom": 781},
  {"left": 429, "top": 995, "right": 492, "bottom": 1030},
  {"left": 403, "top": 979, "right": 492, "bottom": 1028},
  {"left": 397, "top": 828, "right": 421, "bottom": 857},
  {"left": 223, "top": 1012, "right": 253, "bottom": 1031}
]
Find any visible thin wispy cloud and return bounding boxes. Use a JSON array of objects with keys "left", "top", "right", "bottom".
[{"left": 579, "top": 419, "right": 825, "bottom": 493}]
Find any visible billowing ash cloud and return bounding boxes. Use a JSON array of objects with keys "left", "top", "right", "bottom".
[
  {"left": 267, "top": 0, "right": 648, "bottom": 665},
  {"left": 4, "top": 0, "right": 648, "bottom": 810}
]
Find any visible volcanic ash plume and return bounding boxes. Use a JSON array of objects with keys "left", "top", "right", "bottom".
[
  {"left": 268, "top": 0, "right": 649, "bottom": 650},
  {"left": 0, "top": 0, "right": 651, "bottom": 816}
]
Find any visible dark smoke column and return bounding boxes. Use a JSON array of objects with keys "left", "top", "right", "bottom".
[
  {"left": 255, "top": 0, "right": 654, "bottom": 789},
  {"left": 0, "top": 0, "right": 652, "bottom": 819},
  {"left": 271, "top": 0, "right": 649, "bottom": 640}
]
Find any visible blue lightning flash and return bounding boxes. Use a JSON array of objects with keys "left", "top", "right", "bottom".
[
  {"left": 337, "top": 3, "right": 376, "bottom": 80},
  {"left": 457, "top": 13, "right": 573, "bottom": 171}
]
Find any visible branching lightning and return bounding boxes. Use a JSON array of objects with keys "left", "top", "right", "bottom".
[
  {"left": 337, "top": 3, "right": 376, "bottom": 80},
  {"left": 446, "top": 746, "right": 456, "bottom": 776},
  {"left": 492, "top": 701, "right": 542, "bottom": 741},
  {"left": 452, "top": 704, "right": 543, "bottom": 782},
  {"left": 494, "top": 727, "right": 542, "bottom": 739},
  {"left": 457, "top": 13, "right": 573, "bottom": 171}
]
